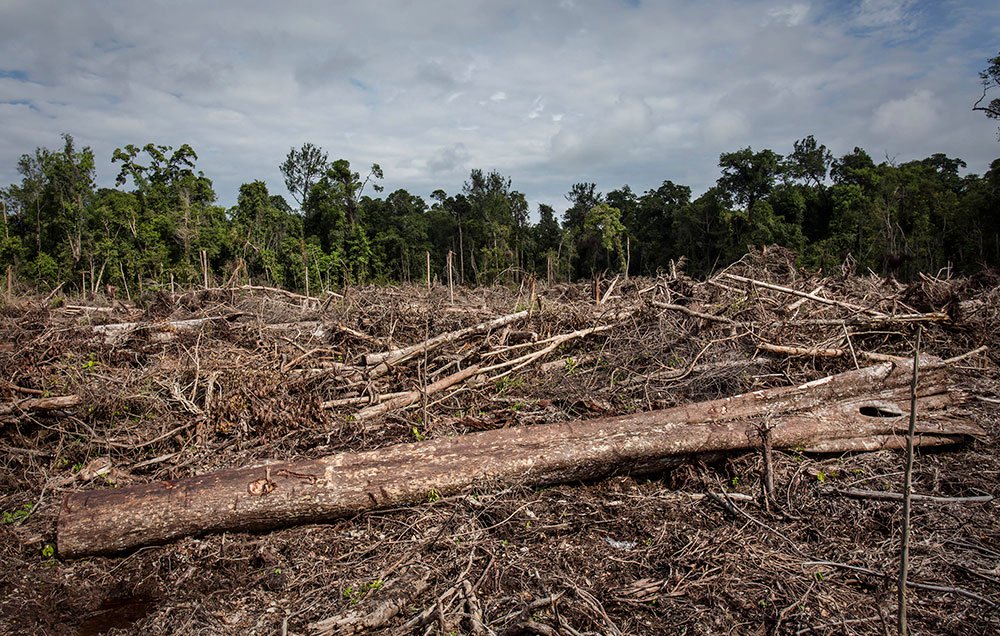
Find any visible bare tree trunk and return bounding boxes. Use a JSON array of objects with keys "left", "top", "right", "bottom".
[{"left": 57, "top": 359, "right": 978, "bottom": 557}]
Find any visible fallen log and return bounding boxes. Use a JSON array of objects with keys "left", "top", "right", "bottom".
[
  {"left": 651, "top": 300, "right": 736, "bottom": 325},
  {"left": 1, "top": 394, "right": 81, "bottom": 421},
  {"left": 354, "top": 364, "right": 482, "bottom": 421},
  {"left": 57, "top": 359, "right": 980, "bottom": 557},
  {"left": 721, "top": 272, "right": 888, "bottom": 317},
  {"left": 364, "top": 310, "right": 529, "bottom": 369},
  {"left": 93, "top": 315, "right": 241, "bottom": 343}
]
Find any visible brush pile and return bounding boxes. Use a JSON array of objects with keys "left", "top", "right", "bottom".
[{"left": 2, "top": 247, "right": 999, "bottom": 635}]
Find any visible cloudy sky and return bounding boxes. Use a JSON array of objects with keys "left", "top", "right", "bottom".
[{"left": 1, "top": 0, "right": 998, "bottom": 213}]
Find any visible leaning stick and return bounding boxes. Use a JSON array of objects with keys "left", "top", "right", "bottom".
[
  {"left": 722, "top": 273, "right": 888, "bottom": 318},
  {"left": 364, "top": 310, "right": 529, "bottom": 368},
  {"left": 355, "top": 365, "right": 483, "bottom": 421}
]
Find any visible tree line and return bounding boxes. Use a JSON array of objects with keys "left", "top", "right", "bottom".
[{"left": 2, "top": 134, "right": 999, "bottom": 296}]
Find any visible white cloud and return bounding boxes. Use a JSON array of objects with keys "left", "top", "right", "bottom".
[
  {"left": 871, "top": 89, "right": 938, "bottom": 138},
  {"left": 427, "top": 143, "right": 471, "bottom": 174},
  {"left": 528, "top": 96, "right": 545, "bottom": 119},
  {"left": 854, "top": 0, "right": 914, "bottom": 29},
  {"left": 549, "top": 96, "right": 654, "bottom": 165},
  {"left": 702, "top": 110, "right": 750, "bottom": 145},
  {"left": 767, "top": 3, "right": 810, "bottom": 27},
  {"left": 0, "top": 0, "right": 996, "bottom": 214}
]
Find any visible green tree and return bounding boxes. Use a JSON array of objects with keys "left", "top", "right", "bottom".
[
  {"left": 974, "top": 51, "right": 1000, "bottom": 138},
  {"left": 563, "top": 183, "right": 604, "bottom": 279},
  {"left": 717, "top": 147, "right": 783, "bottom": 213},
  {"left": 280, "top": 143, "right": 329, "bottom": 209},
  {"left": 232, "top": 180, "right": 301, "bottom": 285},
  {"left": 630, "top": 181, "right": 690, "bottom": 274},
  {"left": 784, "top": 135, "right": 832, "bottom": 186},
  {"left": 462, "top": 169, "right": 523, "bottom": 283},
  {"left": 3, "top": 135, "right": 96, "bottom": 288},
  {"left": 112, "top": 142, "right": 217, "bottom": 284},
  {"left": 672, "top": 187, "right": 729, "bottom": 276},
  {"left": 582, "top": 203, "right": 626, "bottom": 273}
]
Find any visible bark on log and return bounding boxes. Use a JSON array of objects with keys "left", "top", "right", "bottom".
[
  {"left": 1, "top": 394, "right": 81, "bottom": 421},
  {"left": 57, "top": 359, "right": 979, "bottom": 557},
  {"left": 93, "top": 315, "right": 240, "bottom": 343},
  {"left": 354, "top": 364, "right": 482, "bottom": 421},
  {"left": 364, "top": 310, "right": 529, "bottom": 368}
]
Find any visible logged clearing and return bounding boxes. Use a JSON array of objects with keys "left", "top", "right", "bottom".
[{"left": 2, "top": 248, "right": 999, "bottom": 635}]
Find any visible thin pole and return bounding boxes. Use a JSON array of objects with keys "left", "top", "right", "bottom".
[
  {"left": 201, "top": 250, "right": 209, "bottom": 289},
  {"left": 897, "top": 327, "right": 922, "bottom": 636},
  {"left": 447, "top": 250, "right": 454, "bottom": 305},
  {"left": 426, "top": 250, "right": 431, "bottom": 290}
]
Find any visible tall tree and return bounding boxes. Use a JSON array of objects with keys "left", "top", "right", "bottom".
[
  {"left": 563, "top": 183, "right": 603, "bottom": 232},
  {"left": 717, "top": 147, "right": 783, "bottom": 213},
  {"left": 974, "top": 51, "right": 1000, "bottom": 138},
  {"left": 112, "top": 142, "right": 217, "bottom": 283},
  {"left": 280, "top": 143, "right": 329, "bottom": 209},
  {"left": 582, "top": 203, "right": 627, "bottom": 274},
  {"left": 785, "top": 135, "right": 832, "bottom": 186},
  {"left": 462, "top": 169, "right": 522, "bottom": 283},
  {"left": 563, "top": 183, "right": 604, "bottom": 279},
  {"left": 672, "top": 187, "right": 729, "bottom": 276}
]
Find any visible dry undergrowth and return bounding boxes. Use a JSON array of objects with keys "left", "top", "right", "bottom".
[{"left": 1, "top": 247, "right": 998, "bottom": 635}]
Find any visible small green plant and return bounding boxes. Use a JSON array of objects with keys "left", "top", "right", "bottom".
[
  {"left": 343, "top": 585, "right": 360, "bottom": 606},
  {"left": 411, "top": 426, "right": 426, "bottom": 442},
  {"left": 815, "top": 469, "right": 838, "bottom": 482},
  {"left": 564, "top": 357, "right": 578, "bottom": 374},
  {"left": 2, "top": 503, "right": 33, "bottom": 524},
  {"left": 81, "top": 355, "right": 100, "bottom": 371},
  {"left": 343, "top": 580, "right": 384, "bottom": 606},
  {"left": 41, "top": 544, "right": 55, "bottom": 559},
  {"left": 494, "top": 376, "right": 524, "bottom": 395},
  {"left": 427, "top": 489, "right": 440, "bottom": 503},
  {"left": 730, "top": 475, "right": 740, "bottom": 488}
]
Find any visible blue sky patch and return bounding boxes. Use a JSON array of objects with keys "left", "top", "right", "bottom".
[{"left": 0, "top": 69, "right": 30, "bottom": 81}]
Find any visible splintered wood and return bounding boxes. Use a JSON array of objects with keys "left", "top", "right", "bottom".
[{"left": 57, "top": 358, "right": 980, "bottom": 557}]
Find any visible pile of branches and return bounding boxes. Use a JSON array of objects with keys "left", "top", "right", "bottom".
[{"left": 2, "top": 247, "right": 999, "bottom": 634}]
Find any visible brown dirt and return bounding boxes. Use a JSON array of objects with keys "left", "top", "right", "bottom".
[{"left": 2, "top": 248, "right": 998, "bottom": 635}]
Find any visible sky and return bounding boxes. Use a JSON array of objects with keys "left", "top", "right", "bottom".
[{"left": 1, "top": 0, "right": 999, "bottom": 214}]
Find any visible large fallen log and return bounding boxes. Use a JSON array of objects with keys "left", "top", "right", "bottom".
[{"left": 57, "top": 359, "right": 980, "bottom": 557}]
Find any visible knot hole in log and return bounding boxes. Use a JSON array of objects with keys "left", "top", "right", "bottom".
[{"left": 858, "top": 403, "right": 904, "bottom": 418}]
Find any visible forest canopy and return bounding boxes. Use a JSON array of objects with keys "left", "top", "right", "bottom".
[{"left": 2, "top": 134, "right": 999, "bottom": 295}]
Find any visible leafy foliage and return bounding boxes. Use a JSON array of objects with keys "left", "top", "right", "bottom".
[{"left": 2, "top": 135, "right": 999, "bottom": 293}]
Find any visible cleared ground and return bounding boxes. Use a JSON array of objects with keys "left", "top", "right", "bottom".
[{"left": 2, "top": 248, "right": 998, "bottom": 635}]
